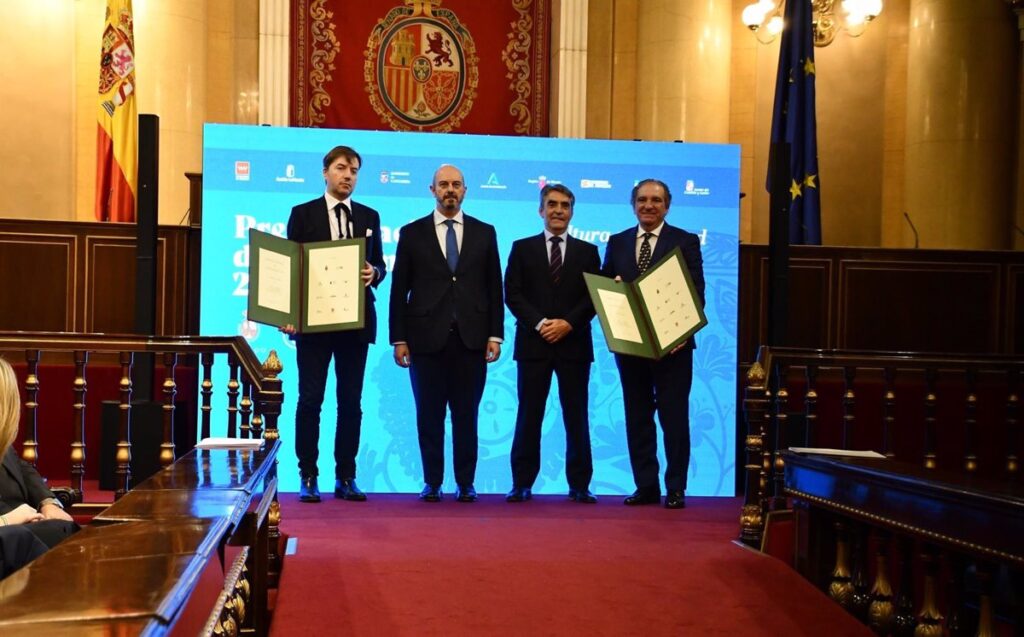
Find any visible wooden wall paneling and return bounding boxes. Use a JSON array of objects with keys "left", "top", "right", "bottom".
[
  {"left": 1008, "top": 264, "right": 1024, "bottom": 355},
  {"left": 754, "top": 254, "right": 833, "bottom": 352},
  {"left": 86, "top": 236, "right": 137, "bottom": 334},
  {"left": 0, "top": 233, "right": 75, "bottom": 332},
  {"left": 838, "top": 261, "right": 1001, "bottom": 353}
]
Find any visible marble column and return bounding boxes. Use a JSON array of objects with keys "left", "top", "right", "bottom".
[
  {"left": 260, "top": 0, "right": 290, "bottom": 126},
  {"left": 904, "top": 0, "right": 1017, "bottom": 249},
  {"left": 552, "top": 0, "right": 589, "bottom": 137},
  {"left": 634, "top": 0, "right": 731, "bottom": 142},
  {"left": 133, "top": 0, "right": 208, "bottom": 225}
]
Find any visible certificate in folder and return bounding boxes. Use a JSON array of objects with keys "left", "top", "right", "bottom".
[
  {"left": 246, "top": 229, "right": 366, "bottom": 333},
  {"left": 584, "top": 246, "right": 707, "bottom": 360}
]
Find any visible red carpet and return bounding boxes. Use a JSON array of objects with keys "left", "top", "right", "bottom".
[{"left": 270, "top": 494, "right": 872, "bottom": 636}]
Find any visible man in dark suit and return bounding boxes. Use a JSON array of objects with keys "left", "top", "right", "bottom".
[
  {"left": 504, "top": 184, "right": 600, "bottom": 504},
  {"left": 390, "top": 164, "right": 504, "bottom": 503},
  {"left": 284, "top": 145, "right": 386, "bottom": 503},
  {"left": 602, "top": 179, "right": 705, "bottom": 509}
]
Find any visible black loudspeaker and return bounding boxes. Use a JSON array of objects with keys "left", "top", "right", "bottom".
[
  {"left": 135, "top": 114, "right": 159, "bottom": 400},
  {"left": 99, "top": 400, "right": 191, "bottom": 490}
]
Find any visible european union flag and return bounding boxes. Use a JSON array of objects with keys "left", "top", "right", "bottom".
[{"left": 767, "top": 0, "right": 821, "bottom": 245}]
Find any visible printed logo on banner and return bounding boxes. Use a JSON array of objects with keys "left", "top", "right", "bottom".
[
  {"left": 275, "top": 164, "right": 305, "bottom": 184},
  {"left": 683, "top": 179, "right": 711, "bottom": 196},
  {"left": 580, "top": 178, "right": 612, "bottom": 189},
  {"left": 481, "top": 173, "right": 506, "bottom": 190},
  {"left": 365, "top": 0, "right": 479, "bottom": 132},
  {"left": 235, "top": 161, "right": 251, "bottom": 182},
  {"left": 380, "top": 170, "right": 412, "bottom": 184}
]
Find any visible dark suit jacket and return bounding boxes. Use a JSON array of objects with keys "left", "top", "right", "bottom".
[
  {"left": 0, "top": 449, "right": 55, "bottom": 515},
  {"left": 389, "top": 213, "right": 504, "bottom": 353},
  {"left": 286, "top": 196, "right": 387, "bottom": 343},
  {"left": 505, "top": 233, "right": 600, "bottom": 362},
  {"left": 601, "top": 222, "right": 705, "bottom": 350}
]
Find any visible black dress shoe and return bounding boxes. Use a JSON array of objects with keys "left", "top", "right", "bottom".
[
  {"left": 419, "top": 484, "right": 442, "bottom": 502},
  {"left": 568, "top": 488, "right": 597, "bottom": 504},
  {"left": 623, "top": 488, "right": 660, "bottom": 506},
  {"left": 505, "top": 486, "right": 532, "bottom": 502},
  {"left": 455, "top": 484, "right": 478, "bottom": 502},
  {"left": 299, "top": 475, "right": 321, "bottom": 503},
  {"left": 664, "top": 490, "right": 686, "bottom": 509},
  {"left": 335, "top": 478, "right": 367, "bottom": 501}
]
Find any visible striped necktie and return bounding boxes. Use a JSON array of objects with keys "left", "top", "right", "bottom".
[{"left": 549, "top": 236, "right": 563, "bottom": 284}]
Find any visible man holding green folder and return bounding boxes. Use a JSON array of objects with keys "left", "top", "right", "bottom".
[{"left": 601, "top": 179, "right": 705, "bottom": 509}]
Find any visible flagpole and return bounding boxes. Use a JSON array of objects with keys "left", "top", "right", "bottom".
[{"left": 767, "top": 142, "right": 791, "bottom": 347}]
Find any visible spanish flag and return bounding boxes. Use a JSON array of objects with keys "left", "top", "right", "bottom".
[{"left": 95, "top": 0, "right": 137, "bottom": 222}]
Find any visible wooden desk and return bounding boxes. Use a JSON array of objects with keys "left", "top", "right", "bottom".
[
  {"left": 0, "top": 440, "right": 280, "bottom": 636},
  {"left": 783, "top": 451, "right": 1024, "bottom": 572}
]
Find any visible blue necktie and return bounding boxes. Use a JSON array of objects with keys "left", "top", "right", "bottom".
[{"left": 444, "top": 219, "right": 459, "bottom": 272}]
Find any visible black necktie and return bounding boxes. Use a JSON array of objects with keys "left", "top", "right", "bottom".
[
  {"left": 334, "top": 202, "right": 350, "bottom": 239},
  {"left": 549, "top": 236, "right": 563, "bottom": 284},
  {"left": 637, "top": 232, "right": 653, "bottom": 273}
]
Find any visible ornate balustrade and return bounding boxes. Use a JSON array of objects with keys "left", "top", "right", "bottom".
[
  {"left": 740, "top": 345, "right": 1023, "bottom": 635},
  {"left": 0, "top": 331, "right": 283, "bottom": 506}
]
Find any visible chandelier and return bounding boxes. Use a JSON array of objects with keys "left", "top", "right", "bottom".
[{"left": 741, "top": 0, "right": 883, "bottom": 46}]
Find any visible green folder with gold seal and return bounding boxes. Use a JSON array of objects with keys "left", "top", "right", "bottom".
[
  {"left": 246, "top": 229, "right": 366, "bottom": 333},
  {"left": 584, "top": 246, "right": 707, "bottom": 360}
]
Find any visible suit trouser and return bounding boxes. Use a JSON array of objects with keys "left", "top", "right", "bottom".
[
  {"left": 510, "top": 358, "right": 593, "bottom": 491},
  {"left": 409, "top": 328, "right": 486, "bottom": 488},
  {"left": 614, "top": 349, "right": 693, "bottom": 492},
  {"left": 295, "top": 331, "right": 369, "bottom": 479}
]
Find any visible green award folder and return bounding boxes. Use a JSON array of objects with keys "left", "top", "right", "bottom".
[
  {"left": 584, "top": 246, "right": 707, "bottom": 360},
  {"left": 246, "top": 229, "right": 366, "bottom": 333}
]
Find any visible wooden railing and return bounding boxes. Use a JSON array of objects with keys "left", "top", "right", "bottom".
[
  {"left": 740, "top": 346, "right": 1022, "bottom": 546},
  {"left": 0, "top": 331, "right": 283, "bottom": 506},
  {"left": 739, "top": 345, "right": 1024, "bottom": 635}
]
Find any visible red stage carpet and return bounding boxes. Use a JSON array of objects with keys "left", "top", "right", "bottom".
[{"left": 270, "top": 494, "right": 871, "bottom": 636}]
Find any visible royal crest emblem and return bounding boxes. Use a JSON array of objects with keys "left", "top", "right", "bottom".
[
  {"left": 98, "top": 7, "right": 136, "bottom": 117},
  {"left": 364, "top": 0, "right": 479, "bottom": 132}
]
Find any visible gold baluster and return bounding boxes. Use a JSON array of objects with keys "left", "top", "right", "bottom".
[
  {"left": 160, "top": 352, "right": 177, "bottom": 466},
  {"left": 828, "top": 521, "right": 855, "bottom": 610},
  {"left": 740, "top": 360, "right": 767, "bottom": 546},
  {"left": 805, "top": 364, "right": 818, "bottom": 445},
  {"left": 115, "top": 351, "right": 133, "bottom": 499},
  {"left": 20, "top": 350, "right": 40, "bottom": 465},
  {"left": 227, "top": 353, "right": 240, "bottom": 438},
  {"left": 259, "top": 350, "right": 283, "bottom": 442},
  {"left": 842, "top": 366, "right": 856, "bottom": 449},
  {"left": 963, "top": 367, "right": 978, "bottom": 473},
  {"left": 70, "top": 350, "right": 88, "bottom": 500},
  {"left": 914, "top": 547, "right": 943, "bottom": 637},
  {"left": 1006, "top": 368, "right": 1019, "bottom": 477},
  {"left": 923, "top": 368, "right": 938, "bottom": 470},
  {"left": 240, "top": 380, "right": 252, "bottom": 438},
  {"left": 201, "top": 351, "right": 214, "bottom": 440},
  {"left": 868, "top": 535, "right": 895, "bottom": 635},
  {"left": 882, "top": 367, "right": 896, "bottom": 458}
]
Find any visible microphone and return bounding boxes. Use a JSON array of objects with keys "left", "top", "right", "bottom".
[{"left": 903, "top": 211, "right": 919, "bottom": 248}]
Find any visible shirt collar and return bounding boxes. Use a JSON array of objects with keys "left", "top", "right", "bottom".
[
  {"left": 543, "top": 229, "right": 567, "bottom": 242},
  {"left": 434, "top": 209, "right": 465, "bottom": 225},
  {"left": 325, "top": 192, "right": 353, "bottom": 211},
  {"left": 636, "top": 221, "right": 665, "bottom": 238}
]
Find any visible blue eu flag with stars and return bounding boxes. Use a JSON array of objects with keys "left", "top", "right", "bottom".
[{"left": 767, "top": 0, "right": 822, "bottom": 245}]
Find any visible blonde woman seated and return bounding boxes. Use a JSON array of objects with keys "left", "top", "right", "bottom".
[{"left": 0, "top": 358, "right": 78, "bottom": 578}]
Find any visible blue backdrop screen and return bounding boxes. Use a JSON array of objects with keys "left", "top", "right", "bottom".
[{"left": 201, "top": 124, "right": 739, "bottom": 496}]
